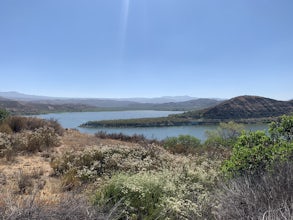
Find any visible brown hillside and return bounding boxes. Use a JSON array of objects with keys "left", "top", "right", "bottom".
[{"left": 201, "top": 96, "right": 293, "bottom": 119}]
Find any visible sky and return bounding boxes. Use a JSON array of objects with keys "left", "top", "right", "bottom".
[{"left": 0, "top": 0, "right": 293, "bottom": 100}]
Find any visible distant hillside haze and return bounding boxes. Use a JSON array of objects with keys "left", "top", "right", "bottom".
[
  {"left": 114, "top": 96, "right": 198, "bottom": 104},
  {"left": 0, "top": 91, "right": 57, "bottom": 101},
  {"left": 0, "top": 91, "right": 223, "bottom": 114},
  {"left": 2, "top": 92, "right": 291, "bottom": 120},
  {"left": 0, "top": 91, "right": 222, "bottom": 112},
  {"left": 0, "top": 92, "right": 198, "bottom": 104}
]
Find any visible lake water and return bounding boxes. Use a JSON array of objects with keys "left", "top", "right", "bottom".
[{"left": 34, "top": 111, "right": 268, "bottom": 141}]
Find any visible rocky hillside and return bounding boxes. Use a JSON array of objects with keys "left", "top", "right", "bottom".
[{"left": 194, "top": 96, "right": 293, "bottom": 120}]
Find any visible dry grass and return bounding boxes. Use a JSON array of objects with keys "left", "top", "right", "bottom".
[
  {"left": 0, "top": 191, "right": 105, "bottom": 220},
  {"left": 214, "top": 161, "right": 293, "bottom": 220},
  {"left": 0, "top": 129, "right": 129, "bottom": 218},
  {"left": 60, "top": 129, "right": 100, "bottom": 152},
  {"left": 0, "top": 131, "right": 104, "bottom": 219}
]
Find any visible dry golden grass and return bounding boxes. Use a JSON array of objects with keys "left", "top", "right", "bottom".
[{"left": 0, "top": 129, "right": 137, "bottom": 208}]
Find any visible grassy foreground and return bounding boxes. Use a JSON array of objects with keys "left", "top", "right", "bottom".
[{"left": 0, "top": 110, "right": 292, "bottom": 219}]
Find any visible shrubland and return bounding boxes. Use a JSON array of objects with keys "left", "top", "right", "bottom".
[
  {"left": 216, "top": 114, "right": 293, "bottom": 219},
  {"left": 0, "top": 108, "right": 292, "bottom": 219},
  {"left": 0, "top": 115, "right": 62, "bottom": 161}
]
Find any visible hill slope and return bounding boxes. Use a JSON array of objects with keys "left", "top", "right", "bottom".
[{"left": 182, "top": 96, "right": 293, "bottom": 120}]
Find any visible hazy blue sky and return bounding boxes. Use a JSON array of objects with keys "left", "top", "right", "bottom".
[{"left": 0, "top": 0, "right": 292, "bottom": 100}]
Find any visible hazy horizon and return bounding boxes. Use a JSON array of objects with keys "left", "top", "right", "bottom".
[
  {"left": 0, "top": 90, "right": 292, "bottom": 102},
  {"left": 1, "top": 1, "right": 293, "bottom": 100}
]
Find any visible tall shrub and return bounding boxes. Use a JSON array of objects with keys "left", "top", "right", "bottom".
[{"left": 222, "top": 115, "right": 293, "bottom": 176}]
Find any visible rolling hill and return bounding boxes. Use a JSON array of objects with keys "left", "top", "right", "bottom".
[{"left": 179, "top": 95, "right": 293, "bottom": 120}]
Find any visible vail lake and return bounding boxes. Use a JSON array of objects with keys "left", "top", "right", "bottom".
[{"left": 34, "top": 110, "right": 268, "bottom": 141}]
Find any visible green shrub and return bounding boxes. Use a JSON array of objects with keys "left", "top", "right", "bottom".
[
  {"left": 94, "top": 158, "right": 221, "bottom": 220},
  {"left": 269, "top": 114, "right": 293, "bottom": 142},
  {"left": 222, "top": 115, "right": 293, "bottom": 176},
  {"left": 163, "top": 135, "right": 201, "bottom": 154},
  {"left": 94, "top": 172, "right": 170, "bottom": 219},
  {"left": 0, "top": 109, "right": 9, "bottom": 122}
]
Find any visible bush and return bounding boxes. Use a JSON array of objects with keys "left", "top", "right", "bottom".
[
  {"left": 204, "top": 121, "right": 244, "bottom": 148},
  {"left": 26, "top": 126, "right": 60, "bottom": 152},
  {"left": 163, "top": 135, "right": 201, "bottom": 154},
  {"left": 6, "top": 116, "right": 64, "bottom": 135},
  {"left": 47, "top": 118, "right": 64, "bottom": 136},
  {"left": 222, "top": 115, "right": 293, "bottom": 176},
  {"left": 7, "top": 116, "right": 27, "bottom": 132},
  {"left": 215, "top": 161, "right": 293, "bottom": 220},
  {"left": 269, "top": 114, "right": 293, "bottom": 142},
  {"left": 0, "top": 132, "right": 15, "bottom": 160},
  {"left": 0, "top": 108, "right": 9, "bottom": 122},
  {"left": 94, "top": 172, "right": 171, "bottom": 219},
  {"left": 50, "top": 144, "right": 173, "bottom": 187},
  {"left": 92, "top": 154, "right": 221, "bottom": 220},
  {"left": 94, "top": 161, "right": 220, "bottom": 220}
]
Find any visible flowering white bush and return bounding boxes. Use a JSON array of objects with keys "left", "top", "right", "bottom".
[
  {"left": 0, "top": 132, "right": 13, "bottom": 159},
  {"left": 94, "top": 159, "right": 221, "bottom": 220},
  {"left": 51, "top": 140, "right": 222, "bottom": 218}
]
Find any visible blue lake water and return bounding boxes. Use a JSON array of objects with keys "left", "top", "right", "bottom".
[{"left": 34, "top": 111, "right": 268, "bottom": 141}]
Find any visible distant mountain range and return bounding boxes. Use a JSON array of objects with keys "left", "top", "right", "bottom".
[
  {"left": 0, "top": 91, "right": 57, "bottom": 101},
  {"left": 0, "top": 91, "right": 222, "bottom": 114},
  {"left": 0, "top": 92, "right": 199, "bottom": 103}
]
